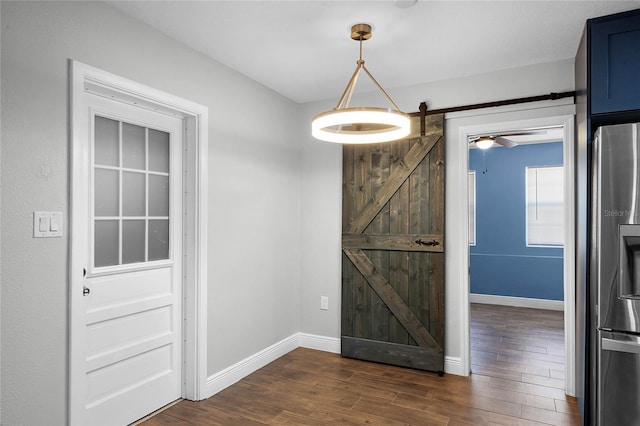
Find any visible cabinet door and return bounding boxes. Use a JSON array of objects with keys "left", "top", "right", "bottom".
[{"left": 591, "top": 11, "right": 640, "bottom": 114}]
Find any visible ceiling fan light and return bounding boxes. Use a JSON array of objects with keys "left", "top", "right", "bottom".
[
  {"left": 476, "top": 137, "right": 494, "bottom": 150},
  {"left": 312, "top": 107, "right": 411, "bottom": 144}
]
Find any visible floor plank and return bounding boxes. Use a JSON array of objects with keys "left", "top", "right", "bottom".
[{"left": 139, "top": 303, "right": 580, "bottom": 425}]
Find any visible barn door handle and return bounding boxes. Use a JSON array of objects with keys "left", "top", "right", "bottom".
[{"left": 415, "top": 239, "right": 440, "bottom": 247}]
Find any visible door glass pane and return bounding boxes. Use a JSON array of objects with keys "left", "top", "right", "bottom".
[
  {"left": 95, "top": 169, "right": 119, "bottom": 217},
  {"left": 94, "top": 116, "right": 119, "bottom": 167},
  {"left": 149, "top": 175, "right": 169, "bottom": 217},
  {"left": 122, "top": 123, "right": 146, "bottom": 170},
  {"left": 148, "top": 129, "right": 170, "bottom": 173},
  {"left": 122, "top": 220, "right": 145, "bottom": 264},
  {"left": 93, "top": 117, "right": 173, "bottom": 269},
  {"left": 122, "top": 172, "right": 145, "bottom": 217},
  {"left": 148, "top": 220, "right": 169, "bottom": 261},
  {"left": 95, "top": 220, "right": 119, "bottom": 267}
]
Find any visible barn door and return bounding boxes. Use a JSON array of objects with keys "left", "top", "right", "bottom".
[{"left": 341, "top": 114, "right": 445, "bottom": 373}]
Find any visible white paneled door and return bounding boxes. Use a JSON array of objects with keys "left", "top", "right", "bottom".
[{"left": 73, "top": 92, "right": 184, "bottom": 425}]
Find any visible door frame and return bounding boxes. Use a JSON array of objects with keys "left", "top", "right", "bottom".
[
  {"left": 69, "top": 60, "right": 209, "bottom": 423},
  {"left": 446, "top": 99, "right": 576, "bottom": 396}
]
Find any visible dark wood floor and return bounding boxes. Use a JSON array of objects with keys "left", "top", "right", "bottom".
[{"left": 141, "top": 304, "right": 580, "bottom": 425}]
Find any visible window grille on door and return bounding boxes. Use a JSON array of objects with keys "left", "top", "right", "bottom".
[{"left": 93, "top": 115, "right": 171, "bottom": 268}]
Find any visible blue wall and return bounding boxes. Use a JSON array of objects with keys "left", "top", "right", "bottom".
[{"left": 469, "top": 142, "right": 564, "bottom": 301}]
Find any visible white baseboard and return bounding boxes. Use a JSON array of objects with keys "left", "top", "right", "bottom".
[
  {"left": 204, "top": 333, "right": 299, "bottom": 399},
  {"left": 298, "top": 333, "right": 341, "bottom": 353},
  {"left": 470, "top": 293, "right": 564, "bottom": 311},
  {"left": 204, "top": 332, "right": 466, "bottom": 400},
  {"left": 444, "top": 356, "right": 465, "bottom": 376}
]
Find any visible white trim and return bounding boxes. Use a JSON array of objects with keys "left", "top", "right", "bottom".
[
  {"left": 202, "top": 333, "right": 463, "bottom": 399},
  {"left": 470, "top": 293, "right": 564, "bottom": 311},
  {"left": 561, "top": 114, "right": 577, "bottom": 397},
  {"left": 444, "top": 356, "right": 464, "bottom": 376},
  {"left": 298, "top": 333, "right": 341, "bottom": 354},
  {"left": 204, "top": 334, "right": 299, "bottom": 398},
  {"left": 69, "top": 61, "right": 209, "bottom": 424},
  {"left": 468, "top": 170, "right": 477, "bottom": 246},
  {"left": 448, "top": 101, "right": 576, "bottom": 397}
]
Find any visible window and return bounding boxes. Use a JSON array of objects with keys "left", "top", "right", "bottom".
[
  {"left": 526, "top": 166, "right": 564, "bottom": 246},
  {"left": 468, "top": 170, "right": 476, "bottom": 246},
  {"left": 93, "top": 115, "right": 171, "bottom": 268}
]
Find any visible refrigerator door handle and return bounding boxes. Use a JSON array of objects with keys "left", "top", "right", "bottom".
[{"left": 602, "top": 337, "right": 640, "bottom": 354}]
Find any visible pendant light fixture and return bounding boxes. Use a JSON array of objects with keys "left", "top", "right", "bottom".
[{"left": 311, "top": 23, "right": 411, "bottom": 144}]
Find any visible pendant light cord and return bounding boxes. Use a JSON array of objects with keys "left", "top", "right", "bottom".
[{"left": 482, "top": 150, "right": 488, "bottom": 174}]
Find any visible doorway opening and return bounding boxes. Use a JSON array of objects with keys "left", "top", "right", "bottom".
[
  {"left": 447, "top": 103, "right": 576, "bottom": 397},
  {"left": 467, "top": 127, "right": 570, "bottom": 397}
]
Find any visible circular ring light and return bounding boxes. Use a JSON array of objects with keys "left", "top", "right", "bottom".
[{"left": 312, "top": 107, "right": 411, "bottom": 144}]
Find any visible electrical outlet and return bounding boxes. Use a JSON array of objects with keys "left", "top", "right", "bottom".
[{"left": 320, "top": 296, "right": 329, "bottom": 310}]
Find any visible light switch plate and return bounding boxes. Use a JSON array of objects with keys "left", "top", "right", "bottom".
[{"left": 33, "top": 211, "right": 63, "bottom": 238}]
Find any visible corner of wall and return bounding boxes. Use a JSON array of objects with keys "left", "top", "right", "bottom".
[{"left": 204, "top": 332, "right": 340, "bottom": 400}]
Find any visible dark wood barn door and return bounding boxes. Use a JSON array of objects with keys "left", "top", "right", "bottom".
[{"left": 341, "top": 114, "right": 445, "bottom": 373}]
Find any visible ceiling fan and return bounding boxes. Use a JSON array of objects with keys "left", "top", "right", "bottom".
[{"left": 468, "top": 130, "right": 546, "bottom": 150}]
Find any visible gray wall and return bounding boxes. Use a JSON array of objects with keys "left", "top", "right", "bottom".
[{"left": 1, "top": 2, "right": 301, "bottom": 424}]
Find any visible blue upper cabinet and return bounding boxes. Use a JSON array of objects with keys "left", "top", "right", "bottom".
[{"left": 591, "top": 10, "right": 640, "bottom": 114}]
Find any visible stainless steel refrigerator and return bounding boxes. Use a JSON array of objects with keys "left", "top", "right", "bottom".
[{"left": 592, "top": 122, "right": 640, "bottom": 425}]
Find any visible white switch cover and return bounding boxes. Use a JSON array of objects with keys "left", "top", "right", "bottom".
[
  {"left": 320, "top": 296, "right": 329, "bottom": 310},
  {"left": 33, "top": 211, "right": 63, "bottom": 238}
]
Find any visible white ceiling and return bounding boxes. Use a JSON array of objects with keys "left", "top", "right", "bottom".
[{"left": 108, "top": 0, "right": 640, "bottom": 104}]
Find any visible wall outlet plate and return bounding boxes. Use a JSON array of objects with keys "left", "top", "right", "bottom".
[{"left": 320, "top": 296, "right": 329, "bottom": 310}]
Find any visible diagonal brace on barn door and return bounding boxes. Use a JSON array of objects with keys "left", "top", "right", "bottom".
[
  {"left": 343, "top": 247, "right": 443, "bottom": 353},
  {"left": 345, "top": 134, "right": 443, "bottom": 234}
]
